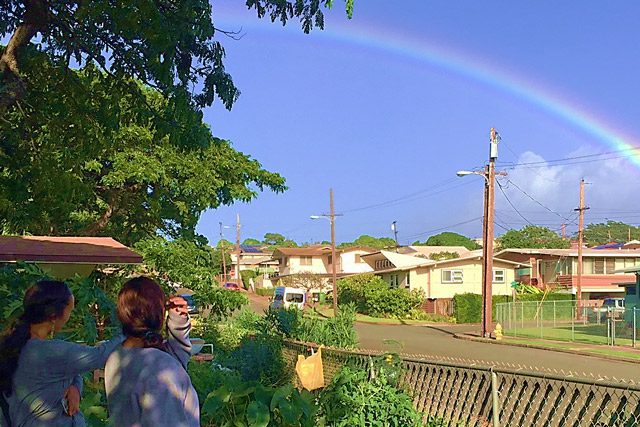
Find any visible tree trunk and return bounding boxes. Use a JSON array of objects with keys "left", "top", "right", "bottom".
[{"left": 0, "top": 0, "right": 49, "bottom": 113}]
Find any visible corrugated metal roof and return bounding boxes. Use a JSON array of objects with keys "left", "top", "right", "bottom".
[{"left": 0, "top": 236, "right": 142, "bottom": 264}]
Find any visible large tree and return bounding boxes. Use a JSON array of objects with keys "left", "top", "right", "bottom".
[
  {"left": 414, "top": 231, "right": 481, "bottom": 250},
  {"left": 497, "top": 225, "right": 570, "bottom": 250},
  {"left": 0, "top": 0, "right": 353, "bottom": 113},
  {"left": 583, "top": 221, "right": 640, "bottom": 246},
  {"left": 338, "top": 235, "right": 396, "bottom": 249},
  {"left": 0, "top": 51, "right": 285, "bottom": 244}
]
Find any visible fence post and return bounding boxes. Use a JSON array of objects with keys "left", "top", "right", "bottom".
[
  {"left": 634, "top": 307, "right": 637, "bottom": 349},
  {"left": 553, "top": 300, "right": 556, "bottom": 328},
  {"left": 571, "top": 302, "right": 575, "bottom": 341},
  {"left": 491, "top": 369, "right": 500, "bottom": 427},
  {"left": 521, "top": 302, "right": 524, "bottom": 329},
  {"left": 540, "top": 303, "right": 544, "bottom": 339}
]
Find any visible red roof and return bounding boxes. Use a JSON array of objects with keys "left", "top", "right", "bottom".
[{"left": 0, "top": 236, "right": 142, "bottom": 264}]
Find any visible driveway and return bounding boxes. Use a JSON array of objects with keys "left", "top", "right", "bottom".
[{"left": 355, "top": 322, "right": 640, "bottom": 380}]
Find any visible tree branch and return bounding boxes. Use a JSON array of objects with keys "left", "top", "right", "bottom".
[{"left": 0, "top": 0, "right": 50, "bottom": 113}]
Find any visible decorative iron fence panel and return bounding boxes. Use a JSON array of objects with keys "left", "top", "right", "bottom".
[{"left": 283, "top": 340, "right": 640, "bottom": 426}]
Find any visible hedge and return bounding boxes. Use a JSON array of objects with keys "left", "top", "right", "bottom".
[
  {"left": 453, "top": 292, "right": 574, "bottom": 323},
  {"left": 256, "top": 287, "right": 275, "bottom": 297}
]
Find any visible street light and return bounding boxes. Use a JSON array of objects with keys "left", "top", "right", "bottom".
[
  {"left": 310, "top": 189, "right": 340, "bottom": 315},
  {"left": 456, "top": 128, "right": 504, "bottom": 338},
  {"left": 219, "top": 222, "right": 231, "bottom": 283}
]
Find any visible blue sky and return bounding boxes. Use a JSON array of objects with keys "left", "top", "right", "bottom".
[{"left": 196, "top": 1, "right": 640, "bottom": 245}]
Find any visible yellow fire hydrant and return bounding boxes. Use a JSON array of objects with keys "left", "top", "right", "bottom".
[{"left": 494, "top": 323, "right": 503, "bottom": 341}]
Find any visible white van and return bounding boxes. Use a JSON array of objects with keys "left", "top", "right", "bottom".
[{"left": 270, "top": 287, "right": 306, "bottom": 310}]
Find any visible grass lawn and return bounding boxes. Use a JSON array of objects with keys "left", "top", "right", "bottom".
[
  {"left": 505, "top": 337, "right": 640, "bottom": 361},
  {"left": 504, "top": 323, "right": 638, "bottom": 347}
]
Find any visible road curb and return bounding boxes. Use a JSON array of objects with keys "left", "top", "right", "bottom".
[{"left": 453, "top": 333, "right": 640, "bottom": 364}]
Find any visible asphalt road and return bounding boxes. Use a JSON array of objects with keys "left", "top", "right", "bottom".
[{"left": 355, "top": 322, "right": 640, "bottom": 380}]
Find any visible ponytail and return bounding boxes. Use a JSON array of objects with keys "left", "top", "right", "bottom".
[
  {"left": 0, "top": 318, "right": 31, "bottom": 395},
  {"left": 118, "top": 277, "right": 167, "bottom": 352},
  {"left": 0, "top": 280, "right": 72, "bottom": 395}
]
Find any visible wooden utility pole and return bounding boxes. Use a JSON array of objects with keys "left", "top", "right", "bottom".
[
  {"left": 219, "top": 222, "right": 227, "bottom": 283},
  {"left": 235, "top": 213, "right": 241, "bottom": 286},
  {"left": 330, "top": 188, "right": 338, "bottom": 314},
  {"left": 575, "top": 179, "right": 588, "bottom": 317},
  {"left": 561, "top": 223, "right": 567, "bottom": 240},
  {"left": 481, "top": 128, "right": 499, "bottom": 338}
]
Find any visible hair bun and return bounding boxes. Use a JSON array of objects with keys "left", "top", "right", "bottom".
[{"left": 142, "top": 330, "right": 164, "bottom": 349}]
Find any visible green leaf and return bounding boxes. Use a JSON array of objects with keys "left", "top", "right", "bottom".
[{"left": 246, "top": 401, "right": 270, "bottom": 427}]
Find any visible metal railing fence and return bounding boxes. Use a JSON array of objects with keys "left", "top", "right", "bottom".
[
  {"left": 495, "top": 300, "right": 640, "bottom": 348},
  {"left": 283, "top": 340, "right": 640, "bottom": 426}
]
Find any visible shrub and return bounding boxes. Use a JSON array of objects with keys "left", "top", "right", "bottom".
[
  {"left": 317, "top": 364, "right": 422, "bottom": 427},
  {"left": 453, "top": 292, "right": 574, "bottom": 323},
  {"left": 240, "top": 270, "right": 259, "bottom": 289},
  {"left": 216, "top": 333, "right": 289, "bottom": 387},
  {"left": 256, "top": 287, "right": 275, "bottom": 297},
  {"left": 265, "top": 305, "right": 358, "bottom": 349},
  {"left": 337, "top": 274, "right": 424, "bottom": 318},
  {"left": 202, "top": 382, "right": 316, "bottom": 427}
]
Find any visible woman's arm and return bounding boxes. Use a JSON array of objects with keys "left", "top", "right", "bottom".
[
  {"left": 164, "top": 296, "right": 192, "bottom": 369},
  {"left": 58, "top": 336, "right": 125, "bottom": 378}
]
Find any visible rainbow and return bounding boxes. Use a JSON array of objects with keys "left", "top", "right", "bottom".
[{"left": 216, "top": 12, "right": 640, "bottom": 167}]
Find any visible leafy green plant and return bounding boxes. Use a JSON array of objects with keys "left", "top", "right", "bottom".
[
  {"left": 202, "top": 381, "right": 316, "bottom": 427},
  {"left": 317, "top": 365, "right": 422, "bottom": 427},
  {"left": 216, "top": 333, "right": 289, "bottom": 387},
  {"left": 265, "top": 305, "right": 358, "bottom": 349},
  {"left": 256, "top": 287, "right": 276, "bottom": 297},
  {"left": 337, "top": 274, "right": 425, "bottom": 318}
]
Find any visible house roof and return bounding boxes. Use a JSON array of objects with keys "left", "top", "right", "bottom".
[
  {"left": 370, "top": 254, "right": 529, "bottom": 274},
  {"left": 336, "top": 246, "right": 377, "bottom": 254},
  {"left": 496, "top": 248, "right": 640, "bottom": 258},
  {"left": 272, "top": 246, "right": 332, "bottom": 257},
  {"left": 0, "top": 236, "right": 142, "bottom": 264}
]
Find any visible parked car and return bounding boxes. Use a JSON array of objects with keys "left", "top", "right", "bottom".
[
  {"left": 179, "top": 294, "right": 198, "bottom": 315},
  {"left": 594, "top": 298, "right": 625, "bottom": 320},
  {"left": 269, "top": 286, "right": 306, "bottom": 310},
  {"left": 223, "top": 282, "right": 241, "bottom": 291}
]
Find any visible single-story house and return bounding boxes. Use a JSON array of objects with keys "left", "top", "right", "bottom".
[{"left": 361, "top": 249, "right": 529, "bottom": 315}]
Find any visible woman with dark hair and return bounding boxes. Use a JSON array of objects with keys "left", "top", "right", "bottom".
[
  {"left": 104, "top": 276, "right": 199, "bottom": 426},
  {"left": 0, "top": 280, "right": 124, "bottom": 426}
]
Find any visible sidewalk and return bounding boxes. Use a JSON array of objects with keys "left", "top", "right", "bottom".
[{"left": 454, "top": 332, "right": 640, "bottom": 364}]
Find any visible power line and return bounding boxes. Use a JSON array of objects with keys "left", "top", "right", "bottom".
[
  {"left": 403, "top": 217, "right": 483, "bottom": 241},
  {"left": 497, "top": 146, "right": 640, "bottom": 167},
  {"left": 496, "top": 180, "right": 535, "bottom": 226},
  {"left": 341, "top": 178, "right": 474, "bottom": 214},
  {"left": 501, "top": 178, "right": 578, "bottom": 225}
]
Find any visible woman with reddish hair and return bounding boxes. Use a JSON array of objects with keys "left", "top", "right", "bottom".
[{"left": 104, "top": 276, "right": 199, "bottom": 426}]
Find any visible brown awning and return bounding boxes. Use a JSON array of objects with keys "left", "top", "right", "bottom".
[{"left": 0, "top": 236, "right": 142, "bottom": 264}]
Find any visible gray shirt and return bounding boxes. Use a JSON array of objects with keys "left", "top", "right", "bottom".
[
  {"left": 4, "top": 336, "right": 124, "bottom": 427},
  {"left": 104, "top": 313, "right": 199, "bottom": 427}
]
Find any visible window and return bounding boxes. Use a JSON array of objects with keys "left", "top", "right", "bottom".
[
  {"left": 375, "top": 259, "right": 394, "bottom": 270},
  {"left": 286, "top": 293, "right": 304, "bottom": 303},
  {"left": 327, "top": 255, "right": 333, "bottom": 265},
  {"left": 493, "top": 269, "right": 505, "bottom": 283},
  {"left": 389, "top": 274, "right": 399, "bottom": 288},
  {"left": 442, "top": 269, "right": 463, "bottom": 283},
  {"left": 594, "top": 258, "right": 605, "bottom": 275},
  {"left": 405, "top": 273, "right": 411, "bottom": 289},
  {"left": 583, "top": 258, "right": 594, "bottom": 274},
  {"left": 300, "top": 256, "right": 313, "bottom": 266},
  {"left": 606, "top": 258, "right": 615, "bottom": 274}
]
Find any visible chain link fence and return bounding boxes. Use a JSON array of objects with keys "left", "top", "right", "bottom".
[
  {"left": 283, "top": 340, "right": 640, "bottom": 426},
  {"left": 495, "top": 300, "right": 640, "bottom": 347}
]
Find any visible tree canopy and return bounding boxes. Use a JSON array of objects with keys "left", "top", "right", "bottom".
[
  {"left": 414, "top": 232, "right": 481, "bottom": 250},
  {"left": 338, "top": 235, "right": 396, "bottom": 249},
  {"left": 583, "top": 221, "right": 640, "bottom": 246},
  {"left": 0, "top": 0, "right": 353, "bottom": 113},
  {"left": 497, "top": 225, "right": 570, "bottom": 250},
  {"left": 0, "top": 51, "right": 285, "bottom": 245}
]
